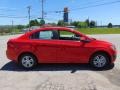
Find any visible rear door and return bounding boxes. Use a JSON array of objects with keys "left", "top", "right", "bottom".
[{"left": 30, "top": 30, "right": 59, "bottom": 63}]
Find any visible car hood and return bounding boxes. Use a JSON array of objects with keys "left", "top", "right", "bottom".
[{"left": 90, "top": 39, "right": 113, "bottom": 47}]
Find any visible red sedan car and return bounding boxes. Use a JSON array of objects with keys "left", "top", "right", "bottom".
[{"left": 6, "top": 27, "right": 117, "bottom": 69}]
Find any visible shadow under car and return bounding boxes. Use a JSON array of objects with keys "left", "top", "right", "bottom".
[{"left": 0, "top": 61, "right": 114, "bottom": 73}]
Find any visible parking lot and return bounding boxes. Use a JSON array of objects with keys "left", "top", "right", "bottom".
[{"left": 0, "top": 34, "right": 120, "bottom": 90}]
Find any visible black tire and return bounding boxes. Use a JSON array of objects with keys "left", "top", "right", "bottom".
[
  {"left": 90, "top": 53, "right": 110, "bottom": 69},
  {"left": 19, "top": 54, "right": 38, "bottom": 69}
]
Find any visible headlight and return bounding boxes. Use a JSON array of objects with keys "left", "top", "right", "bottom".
[{"left": 110, "top": 45, "right": 116, "bottom": 50}]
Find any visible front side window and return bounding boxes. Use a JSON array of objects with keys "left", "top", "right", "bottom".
[
  {"left": 59, "top": 30, "right": 80, "bottom": 41},
  {"left": 31, "top": 30, "right": 54, "bottom": 40}
]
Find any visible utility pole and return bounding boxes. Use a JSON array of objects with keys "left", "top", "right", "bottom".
[
  {"left": 12, "top": 20, "right": 14, "bottom": 34},
  {"left": 39, "top": 0, "right": 45, "bottom": 25},
  {"left": 27, "top": 6, "right": 31, "bottom": 31},
  {"left": 41, "top": 0, "right": 44, "bottom": 20},
  {"left": 101, "top": 21, "right": 102, "bottom": 26}
]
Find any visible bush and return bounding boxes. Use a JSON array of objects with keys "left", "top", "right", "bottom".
[{"left": 77, "top": 22, "right": 88, "bottom": 28}]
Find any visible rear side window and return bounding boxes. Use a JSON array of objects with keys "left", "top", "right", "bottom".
[
  {"left": 40, "top": 31, "right": 53, "bottom": 39},
  {"left": 30, "top": 30, "right": 54, "bottom": 40}
]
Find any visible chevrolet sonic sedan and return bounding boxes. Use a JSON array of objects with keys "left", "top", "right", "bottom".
[{"left": 6, "top": 27, "right": 117, "bottom": 69}]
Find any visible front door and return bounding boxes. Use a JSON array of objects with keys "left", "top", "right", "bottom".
[{"left": 56, "top": 30, "right": 87, "bottom": 63}]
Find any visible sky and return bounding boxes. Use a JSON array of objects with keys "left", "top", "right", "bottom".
[{"left": 0, "top": 0, "right": 120, "bottom": 25}]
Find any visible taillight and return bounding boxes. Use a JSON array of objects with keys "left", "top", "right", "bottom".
[{"left": 7, "top": 41, "right": 14, "bottom": 48}]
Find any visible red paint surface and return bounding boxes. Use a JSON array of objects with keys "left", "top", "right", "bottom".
[{"left": 6, "top": 27, "right": 117, "bottom": 64}]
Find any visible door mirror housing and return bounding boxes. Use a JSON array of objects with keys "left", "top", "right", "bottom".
[
  {"left": 75, "top": 34, "right": 80, "bottom": 37},
  {"left": 80, "top": 37, "right": 90, "bottom": 43}
]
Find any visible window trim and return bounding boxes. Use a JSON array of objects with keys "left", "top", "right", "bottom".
[
  {"left": 58, "top": 30, "right": 81, "bottom": 41},
  {"left": 30, "top": 30, "right": 58, "bottom": 40},
  {"left": 30, "top": 29, "right": 81, "bottom": 41}
]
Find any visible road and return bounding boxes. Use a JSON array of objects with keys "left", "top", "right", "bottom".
[{"left": 0, "top": 34, "right": 120, "bottom": 90}]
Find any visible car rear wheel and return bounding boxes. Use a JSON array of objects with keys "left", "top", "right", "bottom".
[
  {"left": 90, "top": 53, "right": 110, "bottom": 69},
  {"left": 19, "top": 54, "right": 38, "bottom": 69}
]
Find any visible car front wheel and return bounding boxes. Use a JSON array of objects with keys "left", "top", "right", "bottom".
[
  {"left": 19, "top": 54, "right": 38, "bottom": 69},
  {"left": 90, "top": 53, "right": 110, "bottom": 69}
]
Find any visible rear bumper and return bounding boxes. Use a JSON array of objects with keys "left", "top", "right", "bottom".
[{"left": 6, "top": 49, "right": 17, "bottom": 62}]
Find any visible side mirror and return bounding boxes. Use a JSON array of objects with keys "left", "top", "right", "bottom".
[
  {"left": 80, "top": 37, "right": 90, "bottom": 43},
  {"left": 75, "top": 34, "right": 80, "bottom": 37}
]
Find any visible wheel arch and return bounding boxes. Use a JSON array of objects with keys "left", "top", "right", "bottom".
[
  {"left": 89, "top": 50, "right": 112, "bottom": 63},
  {"left": 18, "top": 52, "right": 38, "bottom": 62}
]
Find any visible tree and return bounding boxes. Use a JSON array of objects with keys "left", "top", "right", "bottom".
[
  {"left": 70, "top": 21, "right": 79, "bottom": 27},
  {"left": 40, "top": 19, "right": 45, "bottom": 26},
  {"left": 30, "top": 19, "right": 40, "bottom": 26},
  {"left": 30, "top": 20, "right": 36, "bottom": 26},
  {"left": 108, "top": 23, "right": 112, "bottom": 28},
  {"left": 85, "top": 19, "right": 90, "bottom": 27},
  {"left": 34, "top": 19, "right": 40, "bottom": 26},
  {"left": 57, "top": 20, "right": 65, "bottom": 26},
  {"left": 77, "top": 22, "right": 87, "bottom": 28},
  {"left": 17, "top": 25, "right": 25, "bottom": 29},
  {"left": 89, "top": 21, "right": 96, "bottom": 28},
  {"left": 47, "top": 23, "right": 57, "bottom": 26}
]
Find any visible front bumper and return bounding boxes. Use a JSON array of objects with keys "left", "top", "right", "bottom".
[{"left": 111, "top": 54, "right": 117, "bottom": 63}]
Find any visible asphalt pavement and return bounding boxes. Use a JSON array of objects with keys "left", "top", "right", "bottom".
[{"left": 0, "top": 34, "right": 120, "bottom": 90}]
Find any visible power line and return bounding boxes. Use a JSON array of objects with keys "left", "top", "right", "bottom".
[
  {"left": 46, "top": 0, "right": 120, "bottom": 14},
  {"left": 0, "top": 16, "right": 27, "bottom": 18},
  {"left": 0, "top": 12, "right": 28, "bottom": 19},
  {"left": 70, "top": 0, "right": 120, "bottom": 11},
  {"left": 0, "top": 7, "right": 24, "bottom": 12},
  {"left": 40, "top": 0, "right": 108, "bottom": 14},
  {"left": 0, "top": 8, "right": 16, "bottom": 11},
  {"left": 0, "top": 0, "right": 120, "bottom": 24},
  {"left": 74, "top": 0, "right": 106, "bottom": 6}
]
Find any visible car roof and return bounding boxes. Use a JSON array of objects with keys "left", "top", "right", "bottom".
[
  {"left": 29, "top": 26, "right": 75, "bottom": 33},
  {"left": 22, "top": 26, "right": 91, "bottom": 40},
  {"left": 29, "top": 26, "right": 88, "bottom": 36},
  {"left": 40, "top": 26, "right": 72, "bottom": 30}
]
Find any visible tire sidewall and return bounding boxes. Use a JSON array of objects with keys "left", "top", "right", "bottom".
[
  {"left": 19, "top": 54, "right": 37, "bottom": 69},
  {"left": 90, "top": 53, "right": 110, "bottom": 69}
]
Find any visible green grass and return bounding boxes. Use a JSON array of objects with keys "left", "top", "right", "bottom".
[
  {"left": 61, "top": 28, "right": 120, "bottom": 35},
  {"left": 1, "top": 28, "right": 120, "bottom": 35},
  {"left": 77, "top": 28, "right": 120, "bottom": 35},
  {"left": 0, "top": 29, "right": 22, "bottom": 36}
]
